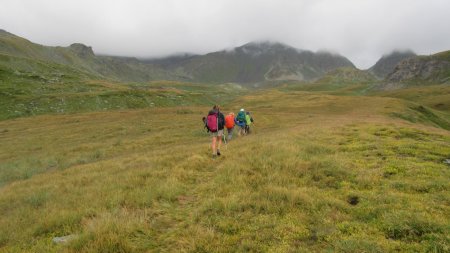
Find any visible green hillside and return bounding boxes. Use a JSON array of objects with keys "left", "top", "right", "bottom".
[
  {"left": 373, "top": 84, "right": 450, "bottom": 113},
  {"left": 279, "top": 67, "right": 379, "bottom": 95},
  {"left": 0, "top": 30, "right": 179, "bottom": 82},
  {"left": 434, "top": 50, "right": 450, "bottom": 61},
  {"left": 0, "top": 51, "right": 246, "bottom": 120}
]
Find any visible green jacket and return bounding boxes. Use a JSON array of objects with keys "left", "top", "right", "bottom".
[{"left": 245, "top": 114, "right": 252, "bottom": 125}]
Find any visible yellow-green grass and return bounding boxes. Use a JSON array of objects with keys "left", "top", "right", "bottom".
[
  {"left": 0, "top": 63, "right": 246, "bottom": 120},
  {"left": 373, "top": 84, "right": 450, "bottom": 112},
  {"left": 0, "top": 91, "right": 449, "bottom": 252}
]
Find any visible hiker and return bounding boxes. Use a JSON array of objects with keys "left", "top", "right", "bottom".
[
  {"left": 236, "top": 108, "right": 247, "bottom": 136},
  {"left": 225, "top": 112, "right": 235, "bottom": 141},
  {"left": 245, "top": 111, "right": 254, "bottom": 134},
  {"left": 205, "top": 105, "right": 225, "bottom": 157}
]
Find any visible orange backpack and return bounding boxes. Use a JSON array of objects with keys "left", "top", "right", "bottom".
[{"left": 225, "top": 114, "right": 235, "bottom": 129}]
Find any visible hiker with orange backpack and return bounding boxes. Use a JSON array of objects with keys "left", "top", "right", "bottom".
[
  {"left": 205, "top": 105, "right": 225, "bottom": 157},
  {"left": 225, "top": 112, "right": 235, "bottom": 141}
]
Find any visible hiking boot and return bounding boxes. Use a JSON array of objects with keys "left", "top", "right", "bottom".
[{"left": 217, "top": 150, "right": 221, "bottom": 156}]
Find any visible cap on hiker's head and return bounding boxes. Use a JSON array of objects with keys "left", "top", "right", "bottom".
[{"left": 240, "top": 108, "right": 244, "bottom": 111}]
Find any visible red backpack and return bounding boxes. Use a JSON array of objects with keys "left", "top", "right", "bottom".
[{"left": 206, "top": 112, "right": 218, "bottom": 132}]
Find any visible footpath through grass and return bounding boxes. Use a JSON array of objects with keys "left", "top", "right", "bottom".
[{"left": 0, "top": 90, "right": 449, "bottom": 252}]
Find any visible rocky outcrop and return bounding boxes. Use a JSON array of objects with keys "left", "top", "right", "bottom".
[
  {"left": 69, "top": 43, "right": 95, "bottom": 57},
  {"left": 369, "top": 50, "right": 416, "bottom": 79},
  {"left": 386, "top": 54, "right": 450, "bottom": 84}
]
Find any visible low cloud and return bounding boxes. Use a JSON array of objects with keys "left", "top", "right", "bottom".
[{"left": 1, "top": 0, "right": 449, "bottom": 69}]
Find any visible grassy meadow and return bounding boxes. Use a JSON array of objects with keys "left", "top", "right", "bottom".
[
  {"left": 1, "top": 87, "right": 449, "bottom": 252},
  {"left": 374, "top": 84, "right": 450, "bottom": 112},
  {"left": 0, "top": 56, "right": 245, "bottom": 120}
]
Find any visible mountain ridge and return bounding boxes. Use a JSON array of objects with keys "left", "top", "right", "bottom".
[
  {"left": 154, "top": 40, "right": 356, "bottom": 83},
  {"left": 0, "top": 30, "right": 355, "bottom": 84},
  {"left": 1, "top": 29, "right": 449, "bottom": 87}
]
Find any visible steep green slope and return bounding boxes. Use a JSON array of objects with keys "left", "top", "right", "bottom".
[{"left": 0, "top": 30, "right": 178, "bottom": 82}]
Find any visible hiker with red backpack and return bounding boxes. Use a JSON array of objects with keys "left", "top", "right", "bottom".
[
  {"left": 225, "top": 112, "right": 235, "bottom": 141},
  {"left": 205, "top": 105, "right": 225, "bottom": 157}
]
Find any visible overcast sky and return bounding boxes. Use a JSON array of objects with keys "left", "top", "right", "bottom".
[{"left": 1, "top": 0, "right": 449, "bottom": 69}]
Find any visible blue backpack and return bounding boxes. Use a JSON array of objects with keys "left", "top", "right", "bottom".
[{"left": 236, "top": 111, "right": 246, "bottom": 122}]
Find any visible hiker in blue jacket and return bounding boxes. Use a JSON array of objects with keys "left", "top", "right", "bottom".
[{"left": 236, "top": 108, "right": 247, "bottom": 136}]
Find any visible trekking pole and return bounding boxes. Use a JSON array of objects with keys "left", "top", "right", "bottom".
[
  {"left": 223, "top": 132, "right": 228, "bottom": 149},
  {"left": 220, "top": 109, "right": 227, "bottom": 150}
]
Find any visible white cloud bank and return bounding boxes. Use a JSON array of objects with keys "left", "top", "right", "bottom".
[{"left": 1, "top": 0, "right": 449, "bottom": 68}]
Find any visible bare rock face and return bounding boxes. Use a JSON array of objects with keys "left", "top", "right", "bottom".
[
  {"left": 69, "top": 43, "right": 95, "bottom": 57},
  {"left": 386, "top": 56, "right": 450, "bottom": 83}
]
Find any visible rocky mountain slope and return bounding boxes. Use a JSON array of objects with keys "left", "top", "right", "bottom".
[
  {"left": 151, "top": 42, "right": 355, "bottom": 83},
  {"left": 368, "top": 50, "right": 416, "bottom": 79},
  {"left": 386, "top": 50, "right": 450, "bottom": 84}
]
